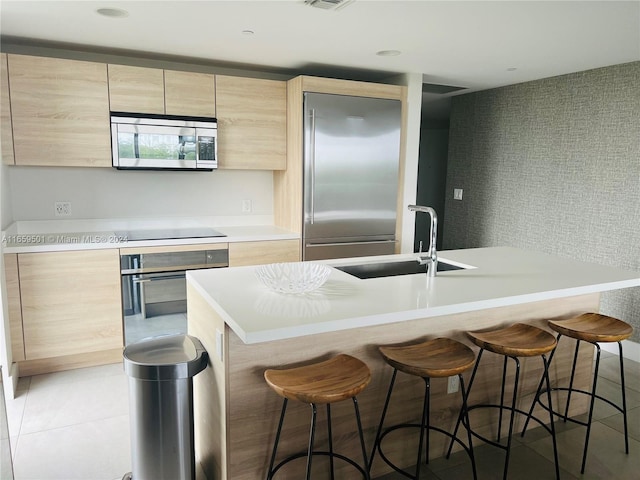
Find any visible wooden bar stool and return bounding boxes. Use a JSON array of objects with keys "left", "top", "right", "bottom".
[
  {"left": 522, "top": 313, "right": 633, "bottom": 474},
  {"left": 369, "top": 337, "right": 477, "bottom": 479},
  {"left": 447, "top": 323, "right": 560, "bottom": 480},
  {"left": 264, "top": 354, "right": 371, "bottom": 479}
]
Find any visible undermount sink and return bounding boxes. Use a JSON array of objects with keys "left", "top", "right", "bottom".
[{"left": 335, "top": 259, "right": 465, "bottom": 279}]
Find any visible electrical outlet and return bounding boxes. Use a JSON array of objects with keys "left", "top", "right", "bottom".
[
  {"left": 54, "top": 201, "right": 72, "bottom": 217},
  {"left": 447, "top": 375, "right": 459, "bottom": 394},
  {"left": 242, "top": 199, "right": 252, "bottom": 213},
  {"left": 453, "top": 188, "right": 463, "bottom": 201}
]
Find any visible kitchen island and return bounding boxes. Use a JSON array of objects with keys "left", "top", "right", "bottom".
[{"left": 186, "top": 247, "right": 640, "bottom": 479}]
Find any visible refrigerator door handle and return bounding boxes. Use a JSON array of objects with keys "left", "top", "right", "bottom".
[
  {"left": 306, "top": 239, "right": 396, "bottom": 248},
  {"left": 309, "top": 108, "right": 316, "bottom": 224}
]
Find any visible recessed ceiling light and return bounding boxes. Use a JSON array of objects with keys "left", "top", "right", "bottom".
[
  {"left": 376, "top": 50, "right": 401, "bottom": 57},
  {"left": 96, "top": 8, "right": 129, "bottom": 18},
  {"left": 242, "top": 30, "right": 255, "bottom": 35}
]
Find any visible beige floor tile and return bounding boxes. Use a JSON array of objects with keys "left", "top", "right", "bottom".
[
  {"left": 599, "top": 405, "right": 640, "bottom": 442},
  {"left": 28, "top": 363, "right": 124, "bottom": 389},
  {"left": 12, "top": 415, "right": 130, "bottom": 480},
  {"left": 528, "top": 421, "right": 640, "bottom": 479},
  {"left": 20, "top": 372, "right": 128, "bottom": 435},
  {"left": 5, "top": 389, "right": 27, "bottom": 438}
]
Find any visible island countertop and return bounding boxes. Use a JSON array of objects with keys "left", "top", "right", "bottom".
[{"left": 186, "top": 246, "right": 640, "bottom": 344}]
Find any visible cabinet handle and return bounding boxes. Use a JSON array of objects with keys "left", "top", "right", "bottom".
[{"left": 309, "top": 108, "right": 316, "bottom": 225}]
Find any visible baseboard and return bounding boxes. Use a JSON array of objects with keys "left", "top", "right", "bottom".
[{"left": 598, "top": 339, "right": 640, "bottom": 362}]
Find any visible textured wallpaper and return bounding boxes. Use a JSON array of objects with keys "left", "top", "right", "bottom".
[{"left": 444, "top": 62, "right": 640, "bottom": 341}]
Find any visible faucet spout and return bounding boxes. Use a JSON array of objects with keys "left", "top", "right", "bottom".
[{"left": 408, "top": 205, "right": 438, "bottom": 277}]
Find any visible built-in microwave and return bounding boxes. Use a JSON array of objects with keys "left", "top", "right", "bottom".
[{"left": 110, "top": 112, "right": 217, "bottom": 170}]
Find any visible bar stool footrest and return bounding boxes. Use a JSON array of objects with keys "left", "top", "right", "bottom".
[
  {"left": 467, "top": 404, "right": 554, "bottom": 450},
  {"left": 534, "top": 387, "right": 625, "bottom": 427},
  {"left": 268, "top": 450, "right": 368, "bottom": 479},
  {"left": 377, "top": 423, "right": 474, "bottom": 480}
]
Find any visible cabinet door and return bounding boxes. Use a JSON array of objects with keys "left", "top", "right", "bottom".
[
  {"left": 1, "top": 53, "right": 14, "bottom": 165},
  {"left": 108, "top": 64, "right": 164, "bottom": 114},
  {"left": 8, "top": 55, "right": 111, "bottom": 167},
  {"left": 229, "top": 239, "right": 300, "bottom": 267},
  {"left": 3, "top": 254, "right": 25, "bottom": 361},
  {"left": 19, "top": 249, "right": 123, "bottom": 360},
  {"left": 165, "top": 70, "right": 215, "bottom": 117},
  {"left": 216, "top": 76, "right": 286, "bottom": 170}
]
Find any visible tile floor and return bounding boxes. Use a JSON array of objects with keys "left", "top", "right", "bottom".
[{"left": 4, "top": 352, "right": 639, "bottom": 479}]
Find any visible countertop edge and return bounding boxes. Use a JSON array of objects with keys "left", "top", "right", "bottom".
[{"left": 238, "top": 278, "right": 640, "bottom": 344}]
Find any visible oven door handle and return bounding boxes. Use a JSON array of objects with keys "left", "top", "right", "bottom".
[{"left": 133, "top": 273, "right": 186, "bottom": 284}]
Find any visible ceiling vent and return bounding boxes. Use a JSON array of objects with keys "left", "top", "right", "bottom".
[{"left": 304, "top": 0, "right": 355, "bottom": 11}]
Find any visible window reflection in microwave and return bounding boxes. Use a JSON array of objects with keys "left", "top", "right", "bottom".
[{"left": 117, "top": 133, "right": 197, "bottom": 160}]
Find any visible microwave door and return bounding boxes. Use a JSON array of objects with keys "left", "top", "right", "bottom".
[{"left": 114, "top": 124, "right": 198, "bottom": 169}]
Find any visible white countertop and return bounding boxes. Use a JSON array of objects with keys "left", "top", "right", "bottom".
[
  {"left": 186, "top": 247, "right": 640, "bottom": 344},
  {"left": 1, "top": 217, "right": 298, "bottom": 253}
]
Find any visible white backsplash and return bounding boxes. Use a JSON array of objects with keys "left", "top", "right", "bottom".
[{"left": 7, "top": 166, "right": 274, "bottom": 222}]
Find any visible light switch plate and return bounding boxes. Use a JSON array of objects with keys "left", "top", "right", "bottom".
[{"left": 453, "top": 188, "right": 463, "bottom": 201}]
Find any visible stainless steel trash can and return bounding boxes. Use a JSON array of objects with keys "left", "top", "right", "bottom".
[{"left": 122, "top": 334, "right": 208, "bottom": 480}]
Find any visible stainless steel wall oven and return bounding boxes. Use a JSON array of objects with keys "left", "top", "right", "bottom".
[{"left": 120, "top": 245, "right": 228, "bottom": 345}]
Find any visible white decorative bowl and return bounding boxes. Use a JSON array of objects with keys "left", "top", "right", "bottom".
[{"left": 255, "top": 262, "right": 331, "bottom": 294}]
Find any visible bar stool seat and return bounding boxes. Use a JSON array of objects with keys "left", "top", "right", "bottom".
[
  {"left": 467, "top": 322, "right": 557, "bottom": 357},
  {"left": 449, "top": 323, "right": 560, "bottom": 480},
  {"left": 370, "top": 337, "right": 477, "bottom": 480},
  {"left": 523, "top": 313, "right": 632, "bottom": 474},
  {"left": 548, "top": 312, "right": 632, "bottom": 342},
  {"left": 264, "top": 354, "right": 371, "bottom": 479}
]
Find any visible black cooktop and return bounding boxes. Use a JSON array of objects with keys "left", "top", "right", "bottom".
[{"left": 116, "top": 227, "right": 226, "bottom": 241}]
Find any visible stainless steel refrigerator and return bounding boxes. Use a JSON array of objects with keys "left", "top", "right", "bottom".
[{"left": 303, "top": 92, "right": 402, "bottom": 261}]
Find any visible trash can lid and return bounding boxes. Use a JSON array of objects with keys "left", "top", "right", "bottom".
[{"left": 123, "top": 334, "right": 208, "bottom": 380}]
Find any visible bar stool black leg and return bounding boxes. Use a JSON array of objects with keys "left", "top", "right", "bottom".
[
  {"left": 562, "top": 339, "right": 581, "bottom": 421},
  {"left": 497, "top": 356, "right": 508, "bottom": 442},
  {"left": 267, "top": 398, "right": 288, "bottom": 480},
  {"left": 618, "top": 341, "right": 630, "bottom": 454},
  {"left": 306, "top": 403, "right": 317, "bottom": 480},
  {"left": 326, "top": 404, "right": 334, "bottom": 479},
  {"left": 414, "top": 377, "right": 431, "bottom": 479},
  {"left": 459, "top": 375, "right": 478, "bottom": 480},
  {"left": 352, "top": 397, "right": 371, "bottom": 480},
  {"left": 580, "top": 343, "right": 601, "bottom": 474},
  {"left": 502, "top": 357, "right": 520, "bottom": 480},
  {"left": 541, "top": 353, "right": 560, "bottom": 480},
  {"left": 369, "top": 369, "right": 398, "bottom": 471},
  {"left": 521, "top": 335, "right": 561, "bottom": 436},
  {"left": 446, "top": 349, "right": 484, "bottom": 458}
]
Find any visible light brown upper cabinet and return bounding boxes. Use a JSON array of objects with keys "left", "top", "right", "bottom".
[
  {"left": 216, "top": 75, "right": 286, "bottom": 170},
  {"left": 108, "top": 64, "right": 216, "bottom": 117},
  {"left": 108, "top": 64, "right": 165, "bottom": 114},
  {"left": 8, "top": 54, "right": 111, "bottom": 167},
  {"left": 165, "top": 70, "right": 216, "bottom": 117},
  {"left": 1, "top": 53, "right": 14, "bottom": 165}
]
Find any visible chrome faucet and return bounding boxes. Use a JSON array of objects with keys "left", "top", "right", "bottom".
[{"left": 408, "top": 205, "right": 438, "bottom": 277}]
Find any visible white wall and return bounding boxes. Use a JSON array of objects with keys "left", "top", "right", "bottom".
[{"left": 8, "top": 166, "right": 273, "bottom": 221}]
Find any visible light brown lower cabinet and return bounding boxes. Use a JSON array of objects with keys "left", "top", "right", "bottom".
[
  {"left": 3, "top": 254, "right": 25, "bottom": 361},
  {"left": 18, "top": 249, "right": 123, "bottom": 363},
  {"left": 7, "top": 240, "right": 299, "bottom": 376},
  {"left": 228, "top": 239, "right": 300, "bottom": 267}
]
